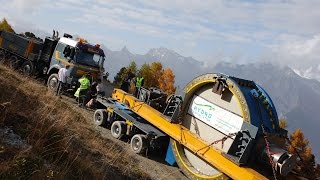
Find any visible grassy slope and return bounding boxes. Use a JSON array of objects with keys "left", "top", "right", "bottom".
[{"left": 0, "top": 65, "right": 150, "bottom": 179}]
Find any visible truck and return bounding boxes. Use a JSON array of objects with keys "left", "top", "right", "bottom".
[{"left": 0, "top": 30, "right": 105, "bottom": 93}]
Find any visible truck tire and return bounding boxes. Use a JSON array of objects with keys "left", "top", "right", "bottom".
[
  {"left": 21, "top": 61, "right": 34, "bottom": 75},
  {"left": 130, "top": 134, "right": 147, "bottom": 154},
  {"left": 47, "top": 73, "right": 59, "bottom": 91},
  {"left": 8, "top": 56, "right": 20, "bottom": 69},
  {"left": 93, "top": 109, "right": 107, "bottom": 126},
  {"left": 111, "top": 121, "right": 126, "bottom": 139}
]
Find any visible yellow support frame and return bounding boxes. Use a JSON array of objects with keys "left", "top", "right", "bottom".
[{"left": 112, "top": 88, "right": 267, "bottom": 180}]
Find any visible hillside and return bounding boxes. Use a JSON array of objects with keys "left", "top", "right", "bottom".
[{"left": 0, "top": 65, "right": 186, "bottom": 179}]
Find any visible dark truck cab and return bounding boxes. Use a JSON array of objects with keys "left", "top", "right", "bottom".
[
  {"left": 45, "top": 34, "right": 105, "bottom": 93},
  {"left": 0, "top": 30, "right": 105, "bottom": 93}
]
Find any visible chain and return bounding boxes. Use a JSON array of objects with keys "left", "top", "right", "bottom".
[
  {"left": 252, "top": 86, "right": 278, "bottom": 180},
  {"left": 261, "top": 124, "right": 278, "bottom": 180},
  {"left": 195, "top": 132, "right": 238, "bottom": 155}
]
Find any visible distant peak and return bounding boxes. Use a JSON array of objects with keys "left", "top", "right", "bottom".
[
  {"left": 147, "top": 47, "right": 179, "bottom": 57},
  {"left": 121, "top": 46, "right": 130, "bottom": 52}
]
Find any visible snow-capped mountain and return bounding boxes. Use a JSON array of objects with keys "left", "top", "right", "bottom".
[
  {"left": 293, "top": 66, "right": 320, "bottom": 82},
  {"left": 103, "top": 47, "right": 207, "bottom": 88}
]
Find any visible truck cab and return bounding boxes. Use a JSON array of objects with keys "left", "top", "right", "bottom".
[{"left": 45, "top": 34, "right": 105, "bottom": 93}]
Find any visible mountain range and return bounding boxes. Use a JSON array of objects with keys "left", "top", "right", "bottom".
[{"left": 103, "top": 47, "right": 320, "bottom": 161}]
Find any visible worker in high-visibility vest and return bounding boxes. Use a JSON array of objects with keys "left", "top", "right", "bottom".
[
  {"left": 74, "top": 73, "right": 91, "bottom": 98},
  {"left": 135, "top": 76, "right": 144, "bottom": 97}
]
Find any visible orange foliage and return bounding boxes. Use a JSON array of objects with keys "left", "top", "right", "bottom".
[
  {"left": 150, "top": 62, "right": 163, "bottom": 85},
  {"left": 138, "top": 62, "right": 176, "bottom": 94},
  {"left": 288, "top": 129, "right": 318, "bottom": 179},
  {"left": 0, "top": 18, "right": 15, "bottom": 33},
  {"left": 159, "top": 68, "right": 176, "bottom": 95}
]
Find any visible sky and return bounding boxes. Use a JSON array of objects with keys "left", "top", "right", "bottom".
[{"left": 1, "top": 0, "right": 320, "bottom": 78}]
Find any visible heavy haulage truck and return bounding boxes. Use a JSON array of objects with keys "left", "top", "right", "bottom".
[
  {"left": 94, "top": 74, "right": 298, "bottom": 180},
  {"left": 0, "top": 30, "right": 105, "bottom": 92}
]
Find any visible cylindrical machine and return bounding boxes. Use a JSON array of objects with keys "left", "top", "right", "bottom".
[{"left": 171, "top": 73, "right": 296, "bottom": 179}]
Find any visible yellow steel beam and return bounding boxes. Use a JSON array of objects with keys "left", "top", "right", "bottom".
[{"left": 112, "top": 89, "right": 267, "bottom": 180}]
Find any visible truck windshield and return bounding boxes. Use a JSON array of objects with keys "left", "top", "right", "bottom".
[{"left": 76, "top": 50, "right": 104, "bottom": 68}]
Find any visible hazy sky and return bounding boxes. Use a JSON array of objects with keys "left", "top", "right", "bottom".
[{"left": 1, "top": 0, "right": 320, "bottom": 70}]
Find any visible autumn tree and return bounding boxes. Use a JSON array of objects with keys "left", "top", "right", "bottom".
[
  {"left": 150, "top": 62, "right": 163, "bottom": 86},
  {"left": 159, "top": 68, "right": 176, "bottom": 94},
  {"left": 138, "top": 63, "right": 153, "bottom": 87},
  {"left": 113, "top": 61, "right": 137, "bottom": 86},
  {"left": 0, "top": 18, "right": 15, "bottom": 33},
  {"left": 137, "top": 61, "right": 176, "bottom": 94},
  {"left": 113, "top": 67, "right": 127, "bottom": 85},
  {"left": 316, "top": 164, "right": 320, "bottom": 178},
  {"left": 127, "top": 61, "right": 137, "bottom": 75},
  {"left": 117, "top": 61, "right": 176, "bottom": 94},
  {"left": 288, "top": 129, "right": 318, "bottom": 179},
  {"left": 278, "top": 118, "right": 288, "bottom": 129}
]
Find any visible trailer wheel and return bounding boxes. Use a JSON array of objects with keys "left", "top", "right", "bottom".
[
  {"left": 8, "top": 56, "right": 20, "bottom": 69},
  {"left": 130, "top": 134, "right": 147, "bottom": 154},
  {"left": 47, "top": 73, "right": 59, "bottom": 91},
  {"left": 93, "top": 109, "right": 107, "bottom": 126},
  {"left": 111, "top": 121, "right": 126, "bottom": 139},
  {"left": 0, "top": 50, "right": 5, "bottom": 64},
  {"left": 21, "top": 61, "right": 34, "bottom": 75}
]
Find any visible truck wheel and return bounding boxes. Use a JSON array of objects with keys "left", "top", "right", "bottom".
[
  {"left": 111, "top": 121, "right": 126, "bottom": 139},
  {"left": 21, "top": 61, "right": 34, "bottom": 75},
  {"left": 8, "top": 56, "right": 20, "bottom": 69},
  {"left": 47, "top": 73, "right": 59, "bottom": 91},
  {"left": 130, "top": 134, "right": 147, "bottom": 154},
  {"left": 93, "top": 109, "right": 107, "bottom": 126},
  {"left": 0, "top": 50, "right": 5, "bottom": 64}
]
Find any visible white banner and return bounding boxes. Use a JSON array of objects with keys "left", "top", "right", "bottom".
[{"left": 188, "top": 95, "right": 243, "bottom": 135}]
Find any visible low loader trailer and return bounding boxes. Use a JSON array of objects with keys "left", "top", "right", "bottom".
[{"left": 93, "top": 96, "right": 168, "bottom": 154}]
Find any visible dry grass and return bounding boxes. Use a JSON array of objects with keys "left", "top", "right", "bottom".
[{"left": 0, "top": 65, "right": 150, "bottom": 179}]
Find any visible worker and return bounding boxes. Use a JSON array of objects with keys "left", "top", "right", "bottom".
[
  {"left": 56, "top": 65, "right": 70, "bottom": 97},
  {"left": 120, "top": 72, "right": 135, "bottom": 93},
  {"left": 74, "top": 73, "right": 91, "bottom": 100},
  {"left": 84, "top": 81, "right": 98, "bottom": 107},
  {"left": 135, "top": 76, "right": 144, "bottom": 97},
  {"left": 96, "top": 79, "right": 105, "bottom": 96}
]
